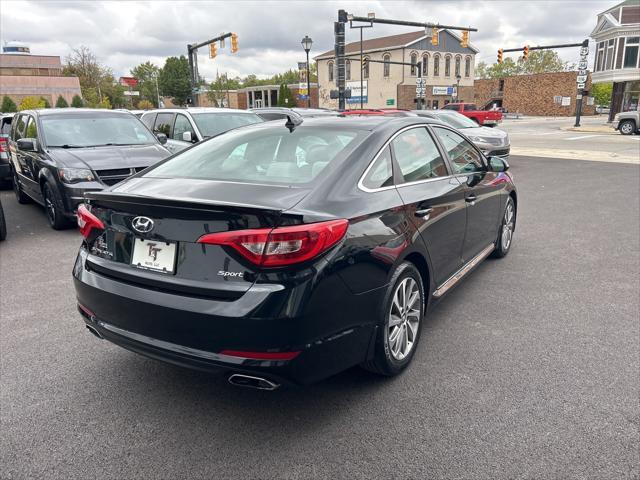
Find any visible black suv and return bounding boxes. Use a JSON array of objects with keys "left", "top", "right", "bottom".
[{"left": 9, "top": 109, "right": 171, "bottom": 229}]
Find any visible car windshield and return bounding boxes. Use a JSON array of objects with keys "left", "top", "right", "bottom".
[
  {"left": 145, "top": 124, "right": 367, "bottom": 185},
  {"left": 191, "top": 112, "right": 263, "bottom": 138},
  {"left": 434, "top": 112, "right": 478, "bottom": 129},
  {"left": 42, "top": 113, "right": 156, "bottom": 147}
]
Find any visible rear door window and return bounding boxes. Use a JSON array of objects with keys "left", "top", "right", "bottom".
[
  {"left": 442, "top": 104, "right": 459, "bottom": 111},
  {"left": 24, "top": 116, "right": 38, "bottom": 139},
  {"left": 13, "top": 114, "right": 27, "bottom": 141},
  {"left": 153, "top": 113, "right": 174, "bottom": 136},
  {"left": 173, "top": 114, "right": 193, "bottom": 141},
  {"left": 463, "top": 104, "right": 477, "bottom": 111},
  {"left": 391, "top": 127, "right": 448, "bottom": 183},
  {"left": 141, "top": 113, "right": 156, "bottom": 130}
]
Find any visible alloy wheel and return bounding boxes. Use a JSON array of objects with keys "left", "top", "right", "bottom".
[
  {"left": 388, "top": 277, "right": 421, "bottom": 361},
  {"left": 502, "top": 201, "right": 515, "bottom": 251},
  {"left": 620, "top": 122, "right": 634, "bottom": 134},
  {"left": 44, "top": 185, "right": 56, "bottom": 225}
]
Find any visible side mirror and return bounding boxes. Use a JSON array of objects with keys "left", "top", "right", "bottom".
[
  {"left": 488, "top": 156, "right": 509, "bottom": 173},
  {"left": 17, "top": 138, "right": 36, "bottom": 152},
  {"left": 182, "top": 131, "right": 193, "bottom": 143},
  {"left": 156, "top": 133, "right": 168, "bottom": 145}
]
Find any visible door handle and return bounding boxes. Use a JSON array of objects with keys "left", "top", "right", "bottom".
[
  {"left": 465, "top": 194, "right": 477, "bottom": 206},
  {"left": 415, "top": 208, "right": 433, "bottom": 218}
]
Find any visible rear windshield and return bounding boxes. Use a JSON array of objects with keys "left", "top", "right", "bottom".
[
  {"left": 41, "top": 113, "right": 156, "bottom": 147},
  {"left": 145, "top": 124, "right": 367, "bottom": 185},
  {"left": 434, "top": 112, "right": 478, "bottom": 129},
  {"left": 191, "top": 112, "right": 263, "bottom": 138}
]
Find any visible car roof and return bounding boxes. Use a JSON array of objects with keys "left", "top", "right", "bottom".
[
  {"left": 25, "top": 108, "right": 134, "bottom": 116},
  {"left": 248, "top": 115, "right": 441, "bottom": 132},
  {"left": 146, "top": 107, "right": 253, "bottom": 115}
]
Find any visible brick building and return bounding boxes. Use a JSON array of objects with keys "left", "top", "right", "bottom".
[
  {"left": 474, "top": 71, "right": 596, "bottom": 116},
  {"left": 314, "top": 29, "right": 477, "bottom": 110},
  {"left": 0, "top": 52, "right": 82, "bottom": 105}
]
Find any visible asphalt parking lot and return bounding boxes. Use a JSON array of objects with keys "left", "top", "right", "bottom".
[{"left": 1, "top": 155, "right": 639, "bottom": 479}]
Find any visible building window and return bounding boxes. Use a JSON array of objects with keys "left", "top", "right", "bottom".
[
  {"left": 624, "top": 37, "right": 640, "bottom": 69},
  {"left": 595, "top": 42, "right": 605, "bottom": 72},
  {"left": 445, "top": 55, "right": 451, "bottom": 76},
  {"left": 383, "top": 54, "right": 391, "bottom": 78},
  {"left": 433, "top": 54, "right": 440, "bottom": 76},
  {"left": 345, "top": 60, "right": 351, "bottom": 80},
  {"left": 465, "top": 56, "right": 471, "bottom": 77},
  {"left": 328, "top": 61, "right": 334, "bottom": 82},
  {"left": 363, "top": 56, "right": 370, "bottom": 79},
  {"left": 410, "top": 52, "right": 418, "bottom": 76},
  {"left": 422, "top": 54, "right": 429, "bottom": 76},
  {"left": 455, "top": 55, "right": 461, "bottom": 77},
  {"left": 606, "top": 39, "right": 615, "bottom": 70}
]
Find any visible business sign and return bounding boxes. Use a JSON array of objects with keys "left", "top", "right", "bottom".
[
  {"left": 432, "top": 86, "right": 457, "bottom": 96},
  {"left": 123, "top": 91, "right": 140, "bottom": 96},
  {"left": 119, "top": 76, "right": 138, "bottom": 87},
  {"left": 346, "top": 80, "right": 368, "bottom": 104},
  {"left": 298, "top": 82, "right": 308, "bottom": 96},
  {"left": 298, "top": 62, "right": 307, "bottom": 70}
]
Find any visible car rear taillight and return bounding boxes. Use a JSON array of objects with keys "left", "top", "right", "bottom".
[
  {"left": 0, "top": 138, "right": 8, "bottom": 153},
  {"left": 197, "top": 219, "right": 348, "bottom": 267},
  {"left": 77, "top": 204, "right": 104, "bottom": 239}
]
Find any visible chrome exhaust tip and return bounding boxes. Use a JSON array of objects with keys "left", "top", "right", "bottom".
[
  {"left": 228, "top": 374, "right": 280, "bottom": 391},
  {"left": 86, "top": 324, "right": 103, "bottom": 339}
]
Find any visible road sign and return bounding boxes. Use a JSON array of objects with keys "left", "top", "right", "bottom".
[
  {"left": 577, "top": 82, "right": 586, "bottom": 89},
  {"left": 386, "top": 99, "right": 395, "bottom": 106},
  {"left": 576, "top": 75, "right": 587, "bottom": 83}
]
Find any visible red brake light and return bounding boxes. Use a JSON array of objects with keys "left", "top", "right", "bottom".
[
  {"left": 197, "top": 219, "right": 348, "bottom": 267},
  {"left": 77, "top": 204, "right": 104, "bottom": 239},
  {"left": 0, "top": 138, "right": 7, "bottom": 153},
  {"left": 220, "top": 350, "right": 300, "bottom": 361}
]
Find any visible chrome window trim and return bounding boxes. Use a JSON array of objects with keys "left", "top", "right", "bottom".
[{"left": 358, "top": 124, "right": 482, "bottom": 193}]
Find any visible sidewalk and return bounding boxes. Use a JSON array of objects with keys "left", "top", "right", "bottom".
[{"left": 562, "top": 124, "right": 617, "bottom": 135}]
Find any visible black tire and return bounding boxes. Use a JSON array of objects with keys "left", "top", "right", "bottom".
[
  {"left": 42, "top": 182, "right": 71, "bottom": 230},
  {"left": 491, "top": 196, "right": 515, "bottom": 258},
  {"left": 619, "top": 120, "right": 636, "bottom": 136},
  {"left": 12, "top": 169, "right": 31, "bottom": 204},
  {"left": 0, "top": 200, "right": 6, "bottom": 241},
  {"left": 362, "top": 261, "right": 425, "bottom": 376}
]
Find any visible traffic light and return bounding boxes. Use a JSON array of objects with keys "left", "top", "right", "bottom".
[
  {"left": 361, "top": 57, "right": 368, "bottom": 68},
  {"left": 523, "top": 45, "right": 530, "bottom": 60},
  {"left": 231, "top": 33, "right": 239, "bottom": 53},
  {"left": 461, "top": 30, "right": 469, "bottom": 48},
  {"left": 209, "top": 42, "right": 217, "bottom": 59},
  {"left": 431, "top": 27, "right": 439, "bottom": 46},
  {"left": 497, "top": 49, "right": 503, "bottom": 63}
]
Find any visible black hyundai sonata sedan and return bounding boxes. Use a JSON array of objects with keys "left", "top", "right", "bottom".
[{"left": 73, "top": 116, "right": 517, "bottom": 389}]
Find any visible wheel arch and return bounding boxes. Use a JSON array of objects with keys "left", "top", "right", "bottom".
[{"left": 403, "top": 251, "right": 432, "bottom": 304}]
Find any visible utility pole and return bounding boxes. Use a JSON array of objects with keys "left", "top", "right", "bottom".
[{"left": 187, "top": 32, "right": 235, "bottom": 107}]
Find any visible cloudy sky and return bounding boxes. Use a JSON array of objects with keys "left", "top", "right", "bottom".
[{"left": 1, "top": 0, "right": 611, "bottom": 81}]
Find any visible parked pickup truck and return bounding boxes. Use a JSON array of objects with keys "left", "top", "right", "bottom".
[
  {"left": 441, "top": 103, "right": 502, "bottom": 126},
  {"left": 612, "top": 110, "right": 640, "bottom": 135}
]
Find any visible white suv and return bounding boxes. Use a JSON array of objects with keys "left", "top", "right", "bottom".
[{"left": 140, "top": 108, "right": 263, "bottom": 153}]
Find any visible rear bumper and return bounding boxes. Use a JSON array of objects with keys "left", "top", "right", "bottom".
[{"left": 73, "top": 248, "right": 380, "bottom": 385}]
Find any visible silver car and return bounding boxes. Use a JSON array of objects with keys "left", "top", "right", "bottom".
[{"left": 412, "top": 110, "right": 510, "bottom": 158}]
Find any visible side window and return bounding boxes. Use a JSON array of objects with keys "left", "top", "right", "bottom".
[
  {"left": 443, "top": 104, "right": 458, "bottom": 111},
  {"left": 463, "top": 104, "right": 476, "bottom": 111},
  {"left": 13, "top": 114, "right": 27, "bottom": 141},
  {"left": 392, "top": 128, "right": 448, "bottom": 183},
  {"left": 433, "top": 127, "right": 484, "bottom": 174},
  {"left": 141, "top": 113, "right": 156, "bottom": 129},
  {"left": 259, "top": 113, "right": 287, "bottom": 121},
  {"left": 173, "top": 114, "right": 192, "bottom": 141},
  {"left": 25, "top": 116, "right": 38, "bottom": 139},
  {"left": 361, "top": 145, "right": 393, "bottom": 189},
  {"left": 153, "top": 113, "right": 174, "bottom": 136}
]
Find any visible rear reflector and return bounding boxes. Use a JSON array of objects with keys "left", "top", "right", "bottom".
[
  {"left": 77, "top": 204, "right": 105, "bottom": 239},
  {"left": 220, "top": 350, "right": 300, "bottom": 361},
  {"left": 197, "top": 219, "right": 348, "bottom": 267},
  {"left": 77, "top": 302, "right": 95, "bottom": 319}
]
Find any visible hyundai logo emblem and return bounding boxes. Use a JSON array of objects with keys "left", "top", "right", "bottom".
[{"left": 131, "top": 216, "right": 154, "bottom": 233}]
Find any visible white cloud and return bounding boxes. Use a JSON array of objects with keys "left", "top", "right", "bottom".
[{"left": 0, "top": 0, "right": 611, "bottom": 79}]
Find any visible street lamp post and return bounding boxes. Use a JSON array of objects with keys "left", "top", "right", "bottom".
[
  {"left": 456, "top": 74, "right": 461, "bottom": 102},
  {"left": 301, "top": 35, "right": 313, "bottom": 108}
]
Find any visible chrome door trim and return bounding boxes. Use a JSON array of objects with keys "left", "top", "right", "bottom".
[{"left": 432, "top": 243, "right": 495, "bottom": 298}]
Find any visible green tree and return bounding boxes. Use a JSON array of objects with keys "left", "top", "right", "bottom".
[
  {"left": 63, "top": 46, "right": 123, "bottom": 108},
  {"left": 591, "top": 82, "right": 613, "bottom": 106},
  {"left": 19, "top": 96, "right": 46, "bottom": 110},
  {"left": 276, "top": 84, "right": 297, "bottom": 107},
  {"left": 137, "top": 99, "right": 154, "bottom": 110},
  {"left": 207, "top": 73, "right": 241, "bottom": 107},
  {"left": 40, "top": 97, "right": 51, "bottom": 108},
  {"left": 1, "top": 96, "right": 17, "bottom": 112},
  {"left": 159, "top": 56, "right": 191, "bottom": 106},
  {"left": 519, "top": 50, "right": 569, "bottom": 75},
  {"left": 55, "top": 95, "right": 69, "bottom": 108},
  {"left": 131, "top": 61, "right": 161, "bottom": 107},
  {"left": 71, "top": 94, "right": 84, "bottom": 108}
]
